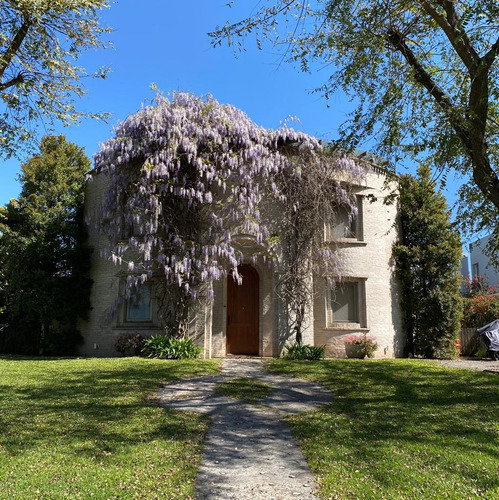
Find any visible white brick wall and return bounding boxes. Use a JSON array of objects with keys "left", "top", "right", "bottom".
[{"left": 79, "top": 167, "right": 404, "bottom": 358}]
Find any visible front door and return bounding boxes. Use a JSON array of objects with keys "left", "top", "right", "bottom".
[{"left": 226, "top": 264, "right": 259, "bottom": 355}]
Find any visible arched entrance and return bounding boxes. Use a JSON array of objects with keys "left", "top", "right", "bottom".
[{"left": 226, "top": 264, "right": 259, "bottom": 355}]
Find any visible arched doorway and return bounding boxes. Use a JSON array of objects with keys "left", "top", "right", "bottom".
[{"left": 226, "top": 264, "right": 259, "bottom": 355}]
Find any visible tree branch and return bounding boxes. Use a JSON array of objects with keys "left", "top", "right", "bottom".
[
  {"left": 480, "top": 35, "right": 499, "bottom": 75},
  {"left": 0, "top": 73, "right": 25, "bottom": 92},
  {"left": 0, "top": 19, "right": 31, "bottom": 82},
  {"left": 386, "top": 26, "right": 471, "bottom": 149},
  {"left": 419, "top": 0, "right": 479, "bottom": 75}
]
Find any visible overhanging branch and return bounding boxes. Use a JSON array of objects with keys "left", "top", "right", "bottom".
[
  {"left": 419, "top": 0, "right": 479, "bottom": 75},
  {"left": 386, "top": 26, "right": 471, "bottom": 149},
  {"left": 0, "top": 19, "right": 31, "bottom": 82}
]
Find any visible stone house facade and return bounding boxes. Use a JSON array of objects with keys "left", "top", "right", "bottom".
[{"left": 78, "top": 162, "right": 404, "bottom": 359}]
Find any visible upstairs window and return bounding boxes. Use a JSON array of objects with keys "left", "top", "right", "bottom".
[
  {"left": 330, "top": 205, "right": 357, "bottom": 239},
  {"left": 472, "top": 262, "right": 480, "bottom": 278},
  {"left": 327, "top": 196, "right": 363, "bottom": 241}
]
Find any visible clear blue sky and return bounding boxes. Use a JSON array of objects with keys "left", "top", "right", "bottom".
[{"left": 0, "top": 0, "right": 463, "bottom": 210}]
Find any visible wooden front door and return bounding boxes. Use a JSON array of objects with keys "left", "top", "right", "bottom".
[{"left": 226, "top": 264, "right": 259, "bottom": 355}]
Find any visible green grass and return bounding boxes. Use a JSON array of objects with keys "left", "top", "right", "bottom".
[
  {"left": 216, "top": 376, "right": 273, "bottom": 404},
  {"left": 268, "top": 359, "right": 499, "bottom": 500},
  {"left": 0, "top": 356, "right": 219, "bottom": 499}
]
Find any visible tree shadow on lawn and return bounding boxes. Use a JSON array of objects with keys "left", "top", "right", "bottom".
[
  {"left": 270, "top": 360, "right": 499, "bottom": 496},
  {"left": 0, "top": 358, "right": 218, "bottom": 458}
]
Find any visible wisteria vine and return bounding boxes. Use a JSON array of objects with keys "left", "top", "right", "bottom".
[{"left": 93, "top": 92, "right": 365, "bottom": 336}]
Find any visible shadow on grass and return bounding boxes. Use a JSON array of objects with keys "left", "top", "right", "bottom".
[
  {"left": 0, "top": 357, "right": 219, "bottom": 458},
  {"left": 269, "top": 359, "right": 499, "bottom": 498}
]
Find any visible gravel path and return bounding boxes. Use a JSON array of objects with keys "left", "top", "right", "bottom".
[
  {"left": 436, "top": 357, "right": 499, "bottom": 373},
  {"left": 157, "top": 359, "right": 333, "bottom": 500}
]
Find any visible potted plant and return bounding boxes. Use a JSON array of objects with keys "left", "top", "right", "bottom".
[{"left": 343, "top": 334, "right": 378, "bottom": 359}]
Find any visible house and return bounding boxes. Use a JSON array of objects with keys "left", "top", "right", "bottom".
[
  {"left": 78, "top": 166, "right": 403, "bottom": 358},
  {"left": 468, "top": 235, "right": 499, "bottom": 288},
  {"left": 77, "top": 94, "right": 404, "bottom": 358}
]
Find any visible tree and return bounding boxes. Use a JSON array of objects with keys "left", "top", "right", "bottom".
[
  {"left": 393, "top": 165, "right": 462, "bottom": 359},
  {"left": 211, "top": 0, "right": 499, "bottom": 260},
  {"left": 0, "top": 135, "right": 92, "bottom": 354},
  {"left": 0, "top": 0, "right": 110, "bottom": 158},
  {"left": 95, "top": 92, "right": 361, "bottom": 340}
]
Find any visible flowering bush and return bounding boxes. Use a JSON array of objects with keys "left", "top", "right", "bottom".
[
  {"left": 114, "top": 333, "right": 147, "bottom": 356},
  {"left": 463, "top": 275, "right": 497, "bottom": 298},
  {"left": 462, "top": 294, "right": 499, "bottom": 328},
  {"left": 343, "top": 334, "right": 378, "bottom": 358}
]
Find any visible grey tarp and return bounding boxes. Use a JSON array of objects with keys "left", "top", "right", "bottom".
[{"left": 477, "top": 320, "right": 499, "bottom": 351}]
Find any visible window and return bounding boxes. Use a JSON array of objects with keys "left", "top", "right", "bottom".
[
  {"left": 331, "top": 282, "right": 358, "bottom": 322},
  {"left": 126, "top": 283, "right": 152, "bottom": 322},
  {"left": 328, "top": 279, "right": 366, "bottom": 327},
  {"left": 472, "top": 262, "right": 479, "bottom": 278},
  {"left": 327, "top": 196, "right": 363, "bottom": 241}
]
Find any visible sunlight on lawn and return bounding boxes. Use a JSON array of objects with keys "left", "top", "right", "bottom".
[
  {"left": 0, "top": 356, "right": 219, "bottom": 499},
  {"left": 268, "top": 359, "right": 499, "bottom": 500}
]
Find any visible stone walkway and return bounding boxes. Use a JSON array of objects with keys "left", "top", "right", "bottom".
[{"left": 157, "top": 359, "right": 333, "bottom": 499}]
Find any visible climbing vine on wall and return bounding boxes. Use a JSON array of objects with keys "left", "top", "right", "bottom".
[{"left": 94, "top": 92, "right": 364, "bottom": 337}]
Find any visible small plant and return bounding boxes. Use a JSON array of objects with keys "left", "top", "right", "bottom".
[
  {"left": 216, "top": 377, "right": 273, "bottom": 404},
  {"left": 283, "top": 342, "right": 326, "bottom": 360},
  {"left": 114, "top": 333, "right": 147, "bottom": 356},
  {"left": 142, "top": 335, "right": 201, "bottom": 359},
  {"left": 343, "top": 334, "right": 378, "bottom": 359}
]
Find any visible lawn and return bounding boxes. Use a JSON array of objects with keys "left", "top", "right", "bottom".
[
  {"left": 216, "top": 376, "right": 273, "bottom": 404},
  {"left": 0, "top": 356, "right": 219, "bottom": 500},
  {"left": 268, "top": 359, "right": 499, "bottom": 500}
]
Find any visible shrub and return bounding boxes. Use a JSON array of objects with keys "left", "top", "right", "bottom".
[
  {"left": 462, "top": 294, "right": 499, "bottom": 328},
  {"left": 393, "top": 166, "right": 462, "bottom": 359},
  {"left": 114, "top": 333, "right": 147, "bottom": 356},
  {"left": 142, "top": 335, "right": 201, "bottom": 359},
  {"left": 462, "top": 275, "right": 495, "bottom": 298},
  {"left": 40, "top": 327, "right": 83, "bottom": 356},
  {"left": 283, "top": 342, "right": 326, "bottom": 360},
  {"left": 343, "top": 334, "right": 378, "bottom": 358}
]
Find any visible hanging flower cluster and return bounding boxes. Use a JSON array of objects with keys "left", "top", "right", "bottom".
[{"left": 93, "top": 92, "right": 365, "bottom": 324}]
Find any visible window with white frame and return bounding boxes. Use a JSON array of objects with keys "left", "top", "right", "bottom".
[
  {"left": 126, "top": 283, "right": 152, "bottom": 322},
  {"left": 326, "top": 196, "right": 363, "bottom": 241},
  {"left": 328, "top": 279, "right": 366, "bottom": 327}
]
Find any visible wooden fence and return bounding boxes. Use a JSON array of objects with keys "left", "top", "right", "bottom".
[{"left": 460, "top": 327, "right": 481, "bottom": 356}]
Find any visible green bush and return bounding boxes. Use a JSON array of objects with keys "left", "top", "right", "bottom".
[
  {"left": 283, "top": 342, "right": 326, "bottom": 360},
  {"left": 462, "top": 294, "right": 499, "bottom": 328},
  {"left": 114, "top": 333, "right": 147, "bottom": 356},
  {"left": 393, "top": 166, "right": 462, "bottom": 359},
  {"left": 143, "top": 335, "right": 201, "bottom": 359}
]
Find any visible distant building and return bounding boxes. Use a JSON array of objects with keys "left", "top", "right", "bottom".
[{"left": 468, "top": 235, "right": 499, "bottom": 287}]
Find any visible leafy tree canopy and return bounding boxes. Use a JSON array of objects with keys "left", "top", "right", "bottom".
[
  {"left": 211, "top": 0, "right": 499, "bottom": 260},
  {"left": 0, "top": 0, "right": 111, "bottom": 158},
  {"left": 0, "top": 135, "right": 92, "bottom": 354}
]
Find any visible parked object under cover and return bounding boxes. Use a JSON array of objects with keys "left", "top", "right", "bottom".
[{"left": 477, "top": 320, "right": 499, "bottom": 360}]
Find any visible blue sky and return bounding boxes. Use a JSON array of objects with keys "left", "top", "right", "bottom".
[{"left": 0, "top": 0, "right": 463, "bottom": 210}]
